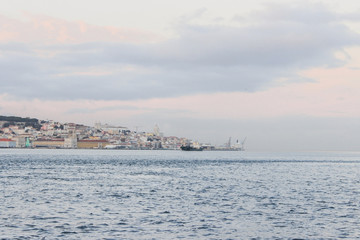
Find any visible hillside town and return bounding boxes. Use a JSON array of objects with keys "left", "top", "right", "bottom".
[
  {"left": 0, "top": 116, "right": 200, "bottom": 150},
  {"left": 0, "top": 115, "right": 246, "bottom": 151}
]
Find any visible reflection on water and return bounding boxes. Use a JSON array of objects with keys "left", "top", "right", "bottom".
[{"left": 1, "top": 149, "right": 360, "bottom": 239}]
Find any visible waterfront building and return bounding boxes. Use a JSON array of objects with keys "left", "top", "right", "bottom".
[
  {"left": 14, "top": 137, "right": 26, "bottom": 148},
  {"left": 77, "top": 139, "right": 109, "bottom": 149},
  {"left": 33, "top": 139, "right": 64, "bottom": 148},
  {"left": 64, "top": 137, "right": 77, "bottom": 149},
  {"left": 0, "top": 138, "right": 16, "bottom": 148}
]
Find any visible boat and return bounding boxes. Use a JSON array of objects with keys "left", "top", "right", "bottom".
[
  {"left": 209, "top": 137, "right": 246, "bottom": 151},
  {"left": 180, "top": 145, "right": 203, "bottom": 151}
]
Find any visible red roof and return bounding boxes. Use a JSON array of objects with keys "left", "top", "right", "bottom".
[
  {"left": 35, "top": 139, "right": 64, "bottom": 142},
  {"left": 0, "top": 138, "right": 14, "bottom": 142}
]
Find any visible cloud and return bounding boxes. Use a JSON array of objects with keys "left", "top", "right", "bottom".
[
  {"left": 0, "top": 13, "right": 162, "bottom": 44},
  {"left": 0, "top": 3, "right": 360, "bottom": 100},
  {"left": 65, "top": 104, "right": 194, "bottom": 117},
  {"left": 177, "top": 8, "right": 208, "bottom": 23},
  {"left": 249, "top": 2, "right": 339, "bottom": 24}
]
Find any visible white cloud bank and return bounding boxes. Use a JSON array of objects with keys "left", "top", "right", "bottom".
[{"left": 0, "top": 3, "right": 359, "bottom": 100}]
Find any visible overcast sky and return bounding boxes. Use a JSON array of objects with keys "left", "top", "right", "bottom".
[{"left": 1, "top": 0, "right": 360, "bottom": 151}]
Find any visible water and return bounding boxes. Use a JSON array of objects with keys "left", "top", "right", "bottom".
[{"left": 1, "top": 149, "right": 360, "bottom": 239}]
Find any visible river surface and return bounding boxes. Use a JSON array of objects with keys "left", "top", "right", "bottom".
[{"left": 1, "top": 149, "right": 360, "bottom": 239}]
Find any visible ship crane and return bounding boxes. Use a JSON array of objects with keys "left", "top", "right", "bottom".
[
  {"left": 227, "top": 137, "right": 231, "bottom": 148},
  {"left": 241, "top": 137, "right": 247, "bottom": 151}
]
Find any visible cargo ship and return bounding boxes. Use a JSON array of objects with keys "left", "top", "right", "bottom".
[{"left": 180, "top": 145, "right": 203, "bottom": 151}]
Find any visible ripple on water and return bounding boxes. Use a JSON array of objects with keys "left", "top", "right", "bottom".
[{"left": 1, "top": 150, "right": 360, "bottom": 239}]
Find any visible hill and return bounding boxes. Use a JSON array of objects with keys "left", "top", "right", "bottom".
[{"left": 0, "top": 116, "right": 39, "bottom": 123}]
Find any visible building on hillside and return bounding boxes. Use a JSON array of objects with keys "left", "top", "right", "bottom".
[
  {"left": 153, "top": 124, "right": 164, "bottom": 137},
  {"left": 0, "top": 138, "right": 16, "bottom": 148},
  {"left": 64, "top": 123, "right": 76, "bottom": 133},
  {"left": 94, "top": 122, "right": 127, "bottom": 135}
]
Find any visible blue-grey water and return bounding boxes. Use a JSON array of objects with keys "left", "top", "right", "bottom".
[{"left": 1, "top": 149, "right": 360, "bottom": 239}]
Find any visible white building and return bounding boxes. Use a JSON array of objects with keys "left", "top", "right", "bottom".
[
  {"left": 64, "top": 137, "right": 77, "bottom": 149},
  {"left": 0, "top": 139, "right": 16, "bottom": 148},
  {"left": 95, "top": 122, "right": 127, "bottom": 134},
  {"left": 153, "top": 124, "right": 163, "bottom": 137},
  {"left": 14, "top": 137, "right": 26, "bottom": 148}
]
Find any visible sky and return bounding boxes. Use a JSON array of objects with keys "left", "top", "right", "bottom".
[{"left": 1, "top": 0, "right": 360, "bottom": 151}]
